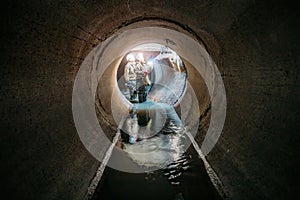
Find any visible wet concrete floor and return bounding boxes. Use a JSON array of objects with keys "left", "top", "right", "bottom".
[{"left": 92, "top": 143, "right": 222, "bottom": 200}]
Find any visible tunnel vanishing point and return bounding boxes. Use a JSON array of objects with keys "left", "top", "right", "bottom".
[{"left": 1, "top": 0, "right": 299, "bottom": 200}]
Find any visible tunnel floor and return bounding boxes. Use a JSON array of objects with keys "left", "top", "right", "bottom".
[{"left": 91, "top": 140, "right": 222, "bottom": 200}]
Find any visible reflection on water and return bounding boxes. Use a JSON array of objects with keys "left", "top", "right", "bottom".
[{"left": 121, "top": 121, "right": 191, "bottom": 185}]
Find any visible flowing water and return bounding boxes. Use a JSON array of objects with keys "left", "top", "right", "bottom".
[
  {"left": 122, "top": 122, "right": 191, "bottom": 186},
  {"left": 93, "top": 112, "right": 222, "bottom": 200}
]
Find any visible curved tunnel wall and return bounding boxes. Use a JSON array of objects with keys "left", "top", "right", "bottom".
[
  {"left": 1, "top": 1, "right": 299, "bottom": 200},
  {"left": 74, "top": 25, "right": 217, "bottom": 172},
  {"left": 95, "top": 51, "right": 211, "bottom": 144}
]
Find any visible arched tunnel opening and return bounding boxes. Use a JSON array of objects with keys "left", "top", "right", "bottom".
[
  {"left": 1, "top": 1, "right": 299, "bottom": 200},
  {"left": 93, "top": 28, "right": 213, "bottom": 143},
  {"left": 72, "top": 22, "right": 226, "bottom": 199}
]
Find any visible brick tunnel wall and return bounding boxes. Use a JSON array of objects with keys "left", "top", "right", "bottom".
[{"left": 1, "top": 0, "right": 299, "bottom": 199}]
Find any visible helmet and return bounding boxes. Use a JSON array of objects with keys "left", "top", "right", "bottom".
[
  {"left": 146, "top": 61, "right": 154, "bottom": 71},
  {"left": 126, "top": 53, "right": 135, "bottom": 62},
  {"left": 136, "top": 53, "right": 144, "bottom": 62}
]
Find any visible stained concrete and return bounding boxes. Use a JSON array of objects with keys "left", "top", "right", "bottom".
[{"left": 1, "top": 0, "right": 299, "bottom": 200}]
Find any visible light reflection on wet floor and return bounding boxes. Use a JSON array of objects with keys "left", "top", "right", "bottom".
[
  {"left": 92, "top": 100, "right": 221, "bottom": 200},
  {"left": 121, "top": 122, "right": 191, "bottom": 186},
  {"left": 92, "top": 122, "right": 222, "bottom": 200}
]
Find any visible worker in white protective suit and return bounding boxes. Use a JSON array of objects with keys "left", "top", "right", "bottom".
[
  {"left": 124, "top": 53, "right": 137, "bottom": 101},
  {"left": 135, "top": 53, "right": 154, "bottom": 102}
]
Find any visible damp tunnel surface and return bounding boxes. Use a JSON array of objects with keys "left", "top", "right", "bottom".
[{"left": 1, "top": 1, "right": 299, "bottom": 200}]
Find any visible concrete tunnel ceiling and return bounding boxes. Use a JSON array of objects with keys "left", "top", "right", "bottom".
[{"left": 72, "top": 21, "right": 226, "bottom": 172}]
